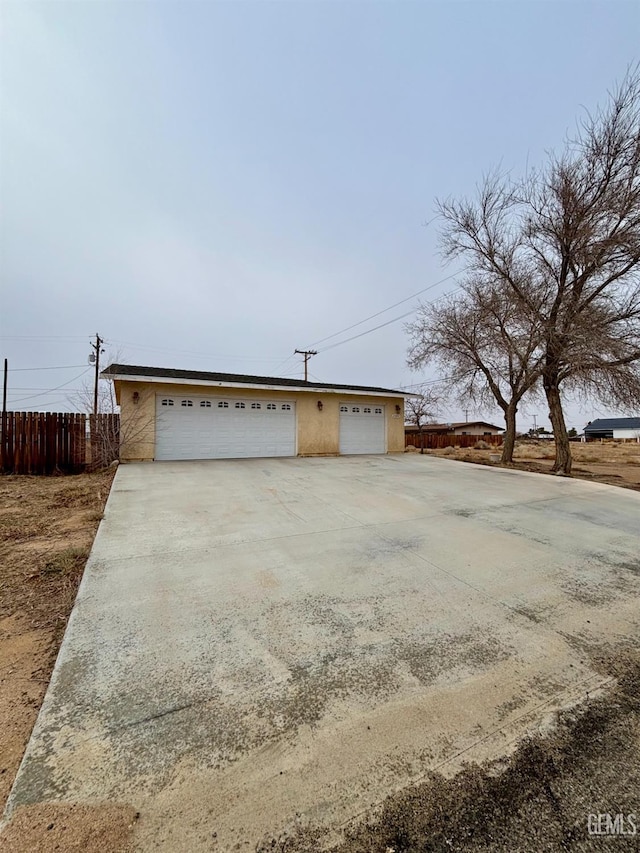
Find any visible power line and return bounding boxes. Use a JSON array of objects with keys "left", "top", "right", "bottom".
[
  {"left": 314, "top": 278, "right": 463, "bottom": 356},
  {"left": 8, "top": 387, "right": 86, "bottom": 392},
  {"left": 9, "top": 364, "right": 88, "bottom": 372},
  {"left": 400, "top": 370, "right": 476, "bottom": 390},
  {"left": 7, "top": 368, "right": 91, "bottom": 405},
  {"left": 271, "top": 353, "right": 298, "bottom": 375},
  {"left": 401, "top": 378, "right": 450, "bottom": 389},
  {"left": 0, "top": 336, "right": 89, "bottom": 342},
  {"left": 277, "top": 368, "right": 305, "bottom": 379},
  {"left": 108, "top": 339, "right": 289, "bottom": 363},
  {"left": 318, "top": 309, "right": 416, "bottom": 353},
  {"left": 5, "top": 337, "right": 291, "bottom": 366},
  {"left": 8, "top": 400, "right": 78, "bottom": 411},
  {"left": 308, "top": 271, "right": 459, "bottom": 348}
]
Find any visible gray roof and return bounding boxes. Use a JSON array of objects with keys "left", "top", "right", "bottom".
[
  {"left": 585, "top": 417, "right": 640, "bottom": 432},
  {"left": 101, "top": 363, "right": 405, "bottom": 396}
]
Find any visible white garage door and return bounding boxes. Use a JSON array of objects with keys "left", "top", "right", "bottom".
[
  {"left": 155, "top": 395, "right": 296, "bottom": 460},
  {"left": 339, "top": 403, "right": 386, "bottom": 455}
]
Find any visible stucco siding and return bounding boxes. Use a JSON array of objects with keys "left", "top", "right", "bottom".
[{"left": 116, "top": 381, "right": 404, "bottom": 461}]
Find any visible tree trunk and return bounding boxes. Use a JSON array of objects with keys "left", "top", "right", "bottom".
[
  {"left": 544, "top": 377, "right": 572, "bottom": 474},
  {"left": 419, "top": 427, "right": 424, "bottom": 453},
  {"left": 501, "top": 403, "right": 517, "bottom": 463}
]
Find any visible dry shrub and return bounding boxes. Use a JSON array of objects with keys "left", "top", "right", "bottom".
[
  {"left": 474, "top": 440, "right": 490, "bottom": 450},
  {"left": 514, "top": 444, "right": 555, "bottom": 460},
  {"left": 41, "top": 547, "right": 89, "bottom": 576}
]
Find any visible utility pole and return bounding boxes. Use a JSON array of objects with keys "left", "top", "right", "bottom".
[
  {"left": 2, "top": 359, "right": 7, "bottom": 470},
  {"left": 294, "top": 349, "right": 317, "bottom": 382},
  {"left": 2, "top": 359, "right": 6, "bottom": 418},
  {"left": 532, "top": 414, "right": 538, "bottom": 434},
  {"left": 464, "top": 408, "right": 469, "bottom": 423},
  {"left": 90, "top": 334, "right": 104, "bottom": 416}
]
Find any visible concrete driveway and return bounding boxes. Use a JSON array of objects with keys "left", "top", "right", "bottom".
[{"left": 6, "top": 455, "right": 640, "bottom": 849}]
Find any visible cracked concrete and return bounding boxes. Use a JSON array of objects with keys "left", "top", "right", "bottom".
[{"left": 5, "top": 455, "right": 640, "bottom": 850}]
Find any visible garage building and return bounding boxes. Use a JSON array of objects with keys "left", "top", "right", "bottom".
[{"left": 102, "top": 364, "right": 406, "bottom": 461}]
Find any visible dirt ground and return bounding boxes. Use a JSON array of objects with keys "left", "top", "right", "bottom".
[
  {"left": 0, "top": 468, "right": 135, "bottom": 852},
  {"left": 263, "top": 648, "right": 640, "bottom": 853},
  {"left": 416, "top": 439, "right": 640, "bottom": 491}
]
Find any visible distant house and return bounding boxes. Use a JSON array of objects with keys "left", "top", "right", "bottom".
[
  {"left": 584, "top": 417, "right": 640, "bottom": 441},
  {"left": 405, "top": 421, "right": 503, "bottom": 437}
]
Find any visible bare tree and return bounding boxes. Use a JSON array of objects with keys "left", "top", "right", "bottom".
[
  {"left": 437, "top": 69, "right": 640, "bottom": 474},
  {"left": 404, "top": 384, "right": 441, "bottom": 452},
  {"left": 71, "top": 374, "right": 118, "bottom": 416},
  {"left": 407, "top": 277, "right": 544, "bottom": 463},
  {"left": 69, "top": 353, "right": 154, "bottom": 468}
]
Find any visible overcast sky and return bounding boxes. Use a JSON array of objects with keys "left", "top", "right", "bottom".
[{"left": 1, "top": 1, "right": 638, "bottom": 430}]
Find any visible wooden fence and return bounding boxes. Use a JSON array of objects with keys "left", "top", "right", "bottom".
[
  {"left": 1, "top": 412, "right": 120, "bottom": 475},
  {"left": 1, "top": 412, "right": 86, "bottom": 474},
  {"left": 405, "top": 432, "right": 504, "bottom": 450}
]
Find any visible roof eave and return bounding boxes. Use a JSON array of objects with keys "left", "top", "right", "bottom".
[{"left": 105, "top": 372, "right": 405, "bottom": 398}]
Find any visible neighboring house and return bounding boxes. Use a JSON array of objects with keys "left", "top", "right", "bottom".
[
  {"left": 102, "top": 364, "right": 406, "bottom": 462},
  {"left": 405, "top": 421, "right": 503, "bottom": 437},
  {"left": 584, "top": 417, "right": 640, "bottom": 441}
]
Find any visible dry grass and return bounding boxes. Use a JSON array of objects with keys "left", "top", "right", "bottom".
[
  {"left": 0, "top": 469, "right": 114, "bottom": 628},
  {"left": 514, "top": 441, "right": 640, "bottom": 464},
  {"left": 40, "top": 546, "right": 90, "bottom": 576},
  {"left": 424, "top": 440, "right": 640, "bottom": 491},
  {"left": 513, "top": 443, "right": 556, "bottom": 461}
]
